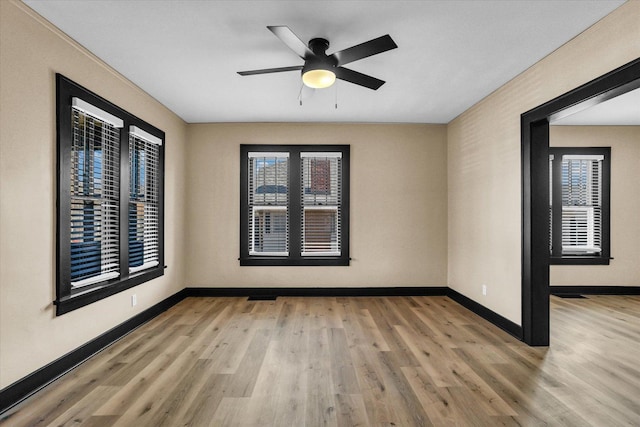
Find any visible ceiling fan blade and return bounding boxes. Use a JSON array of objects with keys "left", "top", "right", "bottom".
[
  {"left": 238, "top": 65, "right": 303, "bottom": 76},
  {"left": 335, "top": 67, "right": 385, "bottom": 90},
  {"left": 331, "top": 34, "right": 397, "bottom": 66},
  {"left": 267, "top": 25, "right": 314, "bottom": 59}
]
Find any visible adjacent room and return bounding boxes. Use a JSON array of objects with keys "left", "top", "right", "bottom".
[{"left": 1, "top": 0, "right": 639, "bottom": 425}]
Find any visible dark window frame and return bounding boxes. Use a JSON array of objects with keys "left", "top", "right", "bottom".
[
  {"left": 56, "top": 74, "right": 165, "bottom": 315},
  {"left": 549, "top": 146, "right": 611, "bottom": 265},
  {"left": 240, "top": 144, "right": 350, "bottom": 266}
]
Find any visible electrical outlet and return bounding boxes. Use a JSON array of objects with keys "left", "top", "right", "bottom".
[
  {"left": 131, "top": 294, "right": 137, "bottom": 307},
  {"left": 482, "top": 285, "right": 487, "bottom": 296}
]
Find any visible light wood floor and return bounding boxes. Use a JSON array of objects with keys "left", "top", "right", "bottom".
[{"left": 2, "top": 295, "right": 640, "bottom": 426}]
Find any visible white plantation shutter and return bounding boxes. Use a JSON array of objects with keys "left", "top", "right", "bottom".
[
  {"left": 300, "top": 152, "right": 342, "bottom": 256},
  {"left": 69, "top": 101, "right": 122, "bottom": 288},
  {"left": 129, "top": 127, "right": 161, "bottom": 273},
  {"left": 560, "top": 154, "right": 603, "bottom": 254},
  {"left": 248, "top": 153, "right": 289, "bottom": 255}
]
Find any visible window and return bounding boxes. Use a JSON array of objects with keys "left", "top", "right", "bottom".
[
  {"left": 56, "top": 74, "right": 164, "bottom": 315},
  {"left": 301, "top": 153, "right": 342, "bottom": 256},
  {"left": 69, "top": 99, "right": 121, "bottom": 288},
  {"left": 129, "top": 127, "right": 162, "bottom": 272},
  {"left": 240, "top": 145, "right": 349, "bottom": 266},
  {"left": 248, "top": 152, "right": 289, "bottom": 256},
  {"left": 549, "top": 147, "right": 610, "bottom": 265}
]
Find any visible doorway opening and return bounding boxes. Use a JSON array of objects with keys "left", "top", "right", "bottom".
[{"left": 520, "top": 57, "right": 640, "bottom": 346}]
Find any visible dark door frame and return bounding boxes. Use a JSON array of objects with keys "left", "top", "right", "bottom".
[{"left": 520, "top": 57, "right": 640, "bottom": 346}]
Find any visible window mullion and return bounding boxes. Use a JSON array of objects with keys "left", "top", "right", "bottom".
[
  {"left": 119, "top": 125, "right": 130, "bottom": 277},
  {"left": 551, "top": 153, "right": 563, "bottom": 257},
  {"left": 289, "top": 149, "right": 302, "bottom": 260}
]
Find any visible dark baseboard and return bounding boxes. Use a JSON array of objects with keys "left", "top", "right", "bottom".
[
  {"left": 0, "top": 285, "right": 539, "bottom": 416},
  {"left": 446, "top": 288, "right": 524, "bottom": 340},
  {"left": 184, "top": 286, "right": 449, "bottom": 298},
  {"left": 0, "top": 289, "right": 188, "bottom": 416},
  {"left": 550, "top": 285, "right": 640, "bottom": 296}
]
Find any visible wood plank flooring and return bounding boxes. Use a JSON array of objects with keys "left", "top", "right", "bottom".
[{"left": 2, "top": 295, "right": 640, "bottom": 426}]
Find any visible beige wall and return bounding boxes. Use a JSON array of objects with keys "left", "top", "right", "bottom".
[
  {"left": 0, "top": 1, "right": 188, "bottom": 388},
  {"left": 186, "top": 123, "right": 448, "bottom": 289},
  {"left": 550, "top": 125, "right": 640, "bottom": 286},
  {"left": 448, "top": 1, "right": 640, "bottom": 324}
]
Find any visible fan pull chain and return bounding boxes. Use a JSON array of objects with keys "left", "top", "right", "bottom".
[
  {"left": 335, "top": 81, "right": 338, "bottom": 109},
  {"left": 298, "top": 83, "right": 304, "bottom": 106}
]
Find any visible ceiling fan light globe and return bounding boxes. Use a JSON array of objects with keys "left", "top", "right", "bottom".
[{"left": 302, "top": 69, "right": 336, "bottom": 89}]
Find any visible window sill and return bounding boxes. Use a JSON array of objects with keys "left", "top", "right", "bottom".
[
  {"left": 55, "top": 267, "right": 164, "bottom": 315},
  {"left": 240, "top": 257, "right": 350, "bottom": 267},
  {"left": 549, "top": 256, "right": 611, "bottom": 266}
]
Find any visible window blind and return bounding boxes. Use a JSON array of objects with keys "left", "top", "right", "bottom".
[
  {"left": 559, "top": 154, "right": 603, "bottom": 254},
  {"left": 69, "top": 105, "right": 121, "bottom": 288},
  {"left": 300, "top": 152, "right": 342, "bottom": 256},
  {"left": 129, "top": 128, "right": 161, "bottom": 273},
  {"left": 248, "top": 153, "right": 289, "bottom": 255}
]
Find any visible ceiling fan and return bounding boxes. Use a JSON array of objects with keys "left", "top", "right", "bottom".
[{"left": 238, "top": 26, "right": 397, "bottom": 90}]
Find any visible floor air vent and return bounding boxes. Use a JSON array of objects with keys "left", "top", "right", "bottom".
[
  {"left": 247, "top": 295, "right": 278, "bottom": 301},
  {"left": 555, "top": 294, "right": 587, "bottom": 299}
]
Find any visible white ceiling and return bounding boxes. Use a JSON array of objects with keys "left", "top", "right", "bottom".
[
  {"left": 553, "top": 87, "right": 640, "bottom": 126},
  {"left": 23, "top": 0, "right": 626, "bottom": 124}
]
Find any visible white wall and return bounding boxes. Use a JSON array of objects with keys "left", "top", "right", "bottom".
[
  {"left": 185, "top": 123, "right": 448, "bottom": 289},
  {"left": 0, "top": 0, "right": 188, "bottom": 388},
  {"left": 448, "top": 1, "right": 640, "bottom": 324},
  {"left": 550, "top": 125, "right": 640, "bottom": 287}
]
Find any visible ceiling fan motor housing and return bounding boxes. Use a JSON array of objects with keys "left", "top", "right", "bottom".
[
  {"left": 308, "top": 38, "right": 330, "bottom": 55},
  {"left": 303, "top": 38, "right": 337, "bottom": 74},
  {"left": 301, "top": 38, "right": 338, "bottom": 88}
]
